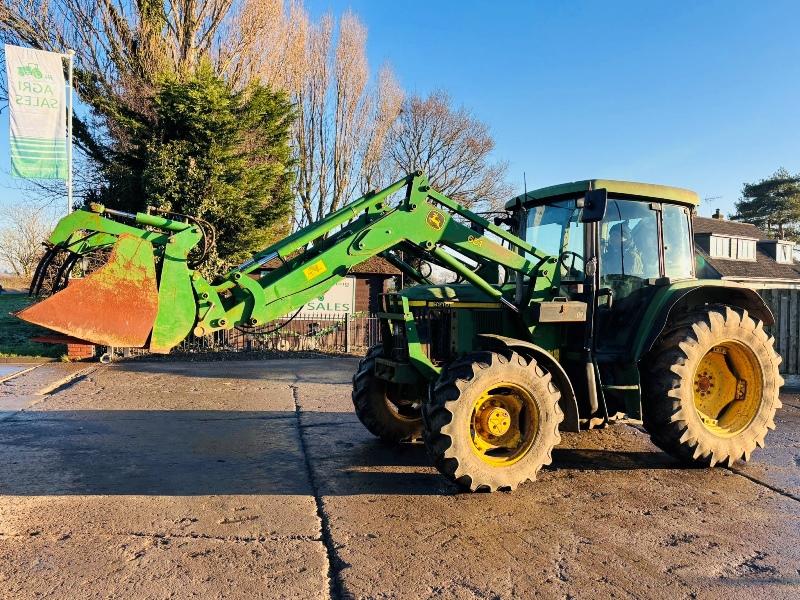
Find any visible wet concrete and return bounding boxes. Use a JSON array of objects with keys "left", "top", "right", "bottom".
[
  {"left": 0, "top": 365, "right": 30, "bottom": 380},
  {"left": 0, "top": 360, "right": 798, "bottom": 599}
]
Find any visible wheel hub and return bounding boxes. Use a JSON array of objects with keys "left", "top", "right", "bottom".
[
  {"left": 693, "top": 342, "right": 762, "bottom": 437},
  {"left": 694, "top": 371, "right": 714, "bottom": 396},
  {"left": 469, "top": 383, "right": 539, "bottom": 466},
  {"left": 479, "top": 406, "right": 512, "bottom": 436}
]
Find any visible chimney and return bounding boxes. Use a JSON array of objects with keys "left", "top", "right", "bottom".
[{"left": 712, "top": 208, "right": 724, "bottom": 220}]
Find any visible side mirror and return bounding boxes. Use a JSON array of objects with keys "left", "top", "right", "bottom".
[
  {"left": 581, "top": 188, "right": 607, "bottom": 223},
  {"left": 493, "top": 213, "right": 518, "bottom": 229}
]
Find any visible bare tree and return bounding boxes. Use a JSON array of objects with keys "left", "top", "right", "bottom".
[
  {"left": 359, "top": 66, "right": 403, "bottom": 194},
  {"left": 218, "top": 0, "right": 308, "bottom": 92},
  {"left": 290, "top": 11, "right": 403, "bottom": 226},
  {"left": 223, "top": 3, "right": 403, "bottom": 227},
  {"left": 2, "top": 0, "right": 404, "bottom": 229},
  {"left": 0, "top": 0, "right": 235, "bottom": 93},
  {"left": 0, "top": 203, "right": 54, "bottom": 277},
  {"left": 386, "top": 91, "right": 512, "bottom": 209}
]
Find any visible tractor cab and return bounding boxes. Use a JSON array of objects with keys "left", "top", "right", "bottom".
[
  {"left": 504, "top": 180, "right": 700, "bottom": 423},
  {"left": 508, "top": 179, "right": 698, "bottom": 356}
]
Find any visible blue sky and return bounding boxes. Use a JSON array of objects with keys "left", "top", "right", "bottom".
[
  {"left": 2, "top": 1, "right": 799, "bottom": 217},
  {"left": 304, "top": 0, "right": 800, "bottom": 217}
]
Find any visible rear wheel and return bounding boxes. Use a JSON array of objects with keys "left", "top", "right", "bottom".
[
  {"left": 643, "top": 305, "right": 783, "bottom": 466},
  {"left": 423, "top": 350, "right": 563, "bottom": 492},
  {"left": 352, "top": 345, "right": 423, "bottom": 443}
]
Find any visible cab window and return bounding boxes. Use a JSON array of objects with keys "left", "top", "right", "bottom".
[
  {"left": 600, "top": 199, "right": 660, "bottom": 281},
  {"left": 662, "top": 204, "right": 693, "bottom": 279},
  {"left": 596, "top": 199, "right": 661, "bottom": 351}
]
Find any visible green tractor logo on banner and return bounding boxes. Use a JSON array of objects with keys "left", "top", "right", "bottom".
[{"left": 17, "top": 63, "right": 43, "bottom": 79}]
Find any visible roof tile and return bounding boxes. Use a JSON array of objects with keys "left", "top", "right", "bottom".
[
  {"left": 693, "top": 216, "right": 762, "bottom": 238},
  {"left": 697, "top": 246, "right": 800, "bottom": 280},
  {"left": 693, "top": 216, "right": 800, "bottom": 280}
]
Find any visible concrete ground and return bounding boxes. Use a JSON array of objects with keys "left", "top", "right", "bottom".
[
  {"left": 0, "top": 364, "right": 31, "bottom": 380},
  {"left": 0, "top": 359, "right": 798, "bottom": 600}
]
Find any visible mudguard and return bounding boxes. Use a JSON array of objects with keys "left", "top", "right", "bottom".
[
  {"left": 477, "top": 333, "right": 580, "bottom": 432},
  {"left": 632, "top": 280, "right": 774, "bottom": 361}
]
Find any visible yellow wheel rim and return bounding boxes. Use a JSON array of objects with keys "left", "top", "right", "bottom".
[
  {"left": 468, "top": 382, "right": 539, "bottom": 466},
  {"left": 693, "top": 341, "right": 762, "bottom": 437}
]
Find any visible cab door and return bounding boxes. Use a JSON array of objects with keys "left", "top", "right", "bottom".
[{"left": 594, "top": 198, "right": 663, "bottom": 353}]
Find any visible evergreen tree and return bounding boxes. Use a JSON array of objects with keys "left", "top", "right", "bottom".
[
  {"left": 732, "top": 168, "right": 800, "bottom": 241},
  {"left": 92, "top": 64, "right": 294, "bottom": 266}
]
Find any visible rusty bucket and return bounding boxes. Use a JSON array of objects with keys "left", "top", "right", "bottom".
[{"left": 16, "top": 234, "right": 160, "bottom": 348}]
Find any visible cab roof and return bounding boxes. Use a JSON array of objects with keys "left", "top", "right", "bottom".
[{"left": 505, "top": 179, "right": 700, "bottom": 210}]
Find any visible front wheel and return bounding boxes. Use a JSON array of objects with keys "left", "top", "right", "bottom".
[
  {"left": 352, "top": 345, "right": 423, "bottom": 443},
  {"left": 423, "top": 351, "right": 563, "bottom": 492},
  {"left": 642, "top": 305, "right": 783, "bottom": 467}
]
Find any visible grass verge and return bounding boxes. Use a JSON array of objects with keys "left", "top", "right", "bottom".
[{"left": 0, "top": 294, "right": 66, "bottom": 358}]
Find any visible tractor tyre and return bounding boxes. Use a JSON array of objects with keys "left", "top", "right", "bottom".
[
  {"left": 642, "top": 305, "right": 783, "bottom": 467},
  {"left": 352, "top": 344, "right": 423, "bottom": 444},
  {"left": 423, "top": 350, "right": 563, "bottom": 492}
]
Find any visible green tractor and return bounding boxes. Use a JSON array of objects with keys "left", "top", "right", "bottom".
[{"left": 18, "top": 173, "right": 783, "bottom": 491}]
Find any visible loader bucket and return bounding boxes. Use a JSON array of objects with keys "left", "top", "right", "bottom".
[{"left": 16, "top": 234, "right": 160, "bottom": 348}]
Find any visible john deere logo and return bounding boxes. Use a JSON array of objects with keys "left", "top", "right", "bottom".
[{"left": 426, "top": 210, "right": 445, "bottom": 231}]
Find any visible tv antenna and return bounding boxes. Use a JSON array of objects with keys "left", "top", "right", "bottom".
[{"left": 703, "top": 195, "right": 722, "bottom": 216}]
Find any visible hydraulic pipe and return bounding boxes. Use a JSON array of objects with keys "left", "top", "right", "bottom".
[
  {"left": 430, "top": 247, "right": 519, "bottom": 313},
  {"left": 90, "top": 205, "right": 192, "bottom": 233},
  {"left": 135, "top": 213, "right": 192, "bottom": 232},
  {"left": 380, "top": 252, "right": 432, "bottom": 285}
]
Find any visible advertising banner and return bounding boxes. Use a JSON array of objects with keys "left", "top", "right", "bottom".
[
  {"left": 5, "top": 44, "right": 67, "bottom": 179},
  {"left": 298, "top": 277, "right": 356, "bottom": 316}
]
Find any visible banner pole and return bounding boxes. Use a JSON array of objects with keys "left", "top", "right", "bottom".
[{"left": 66, "top": 49, "right": 74, "bottom": 214}]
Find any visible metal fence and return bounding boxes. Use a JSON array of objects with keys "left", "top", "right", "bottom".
[
  {"left": 172, "top": 313, "right": 381, "bottom": 355},
  {"left": 115, "top": 291, "right": 800, "bottom": 385},
  {"left": 758, "top": 288, "right": 800, "bottom": 386}
]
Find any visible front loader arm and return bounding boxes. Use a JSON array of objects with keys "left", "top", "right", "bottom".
[
  {"left": 192, "top": 173, "right": 554, "bottom": 338},
  {"left": 17, "top": 172, "right": 557, "bottom": 353}
]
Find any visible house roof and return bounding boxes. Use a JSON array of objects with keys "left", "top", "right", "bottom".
[
  {"left": 696, "top": 245, "right": 800, "bottom": 280},
  {"left": 506, "top": 179, "right": 699, "bottom": 209},
  {"left": 262, "top": 252, "right": 400, "bottom": 275},
  {"left": 692, "top": 216, "right": 800, "bottom": 281},
  {"left": 348, "top": 255, "right": 402, "bottom": 275},
  {"left": 693, "top": 216, "right": 762, "bottom": 239}
]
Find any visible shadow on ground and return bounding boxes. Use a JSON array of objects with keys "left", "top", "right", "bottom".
[
  {"left": 110, "top": 358, "right": 359, "bottom": 385},
  {"left": 0, "top": 408, "right": 684, "bottom": 496}
]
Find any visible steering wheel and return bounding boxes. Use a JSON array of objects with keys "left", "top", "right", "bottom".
[{"left": 558, "top": 251, "right": 585, "bottom": 279}]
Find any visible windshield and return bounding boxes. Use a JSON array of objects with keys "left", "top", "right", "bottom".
[{"left": 524, "top": 200, "right": 583, "bottom": 279}]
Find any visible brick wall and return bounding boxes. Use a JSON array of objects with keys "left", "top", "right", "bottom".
[{"left": 66, "top": 343, "right": 95, "bottom": 360}]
